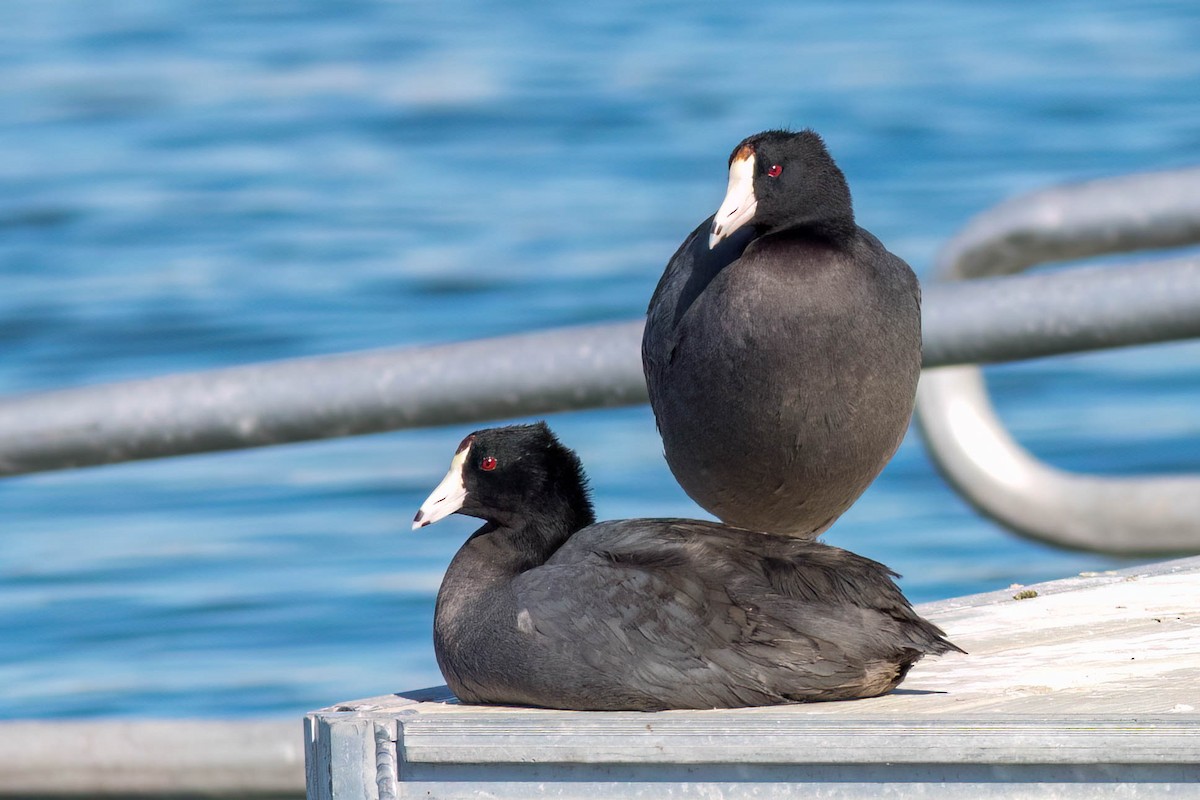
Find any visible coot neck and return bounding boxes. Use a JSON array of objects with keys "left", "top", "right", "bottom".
[
  {"left": 458, "top": 490, "right": 596, "bottom": 580},
  {"left": 761, "top": 175, "right": 856, "bottom": 244},
  {"left": 761, "top": 211, "right": 856, "bottom": 246}
]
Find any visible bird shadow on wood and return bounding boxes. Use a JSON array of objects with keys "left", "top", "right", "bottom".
[{"left": 395, "top": 686, "right": 459, "bottom": 704}]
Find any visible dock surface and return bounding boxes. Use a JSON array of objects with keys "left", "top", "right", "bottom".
[{"left": 306, "top": 556, "right": 1200, "bottom": 799}]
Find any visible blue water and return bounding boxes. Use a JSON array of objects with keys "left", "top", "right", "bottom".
[{"left": 1, "top": 1, "right": 1198, "bottom": 719}]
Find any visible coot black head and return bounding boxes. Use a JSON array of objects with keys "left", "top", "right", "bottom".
[
  {"left": 710, "top": 128, "right": 854, "bottom": 248},
  {"left": 413, "top": 421, "right": 594, "bottom": 533}
]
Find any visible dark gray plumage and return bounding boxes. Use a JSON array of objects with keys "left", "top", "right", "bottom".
[
  {"left": 414, "top": 423, "right": 961, "bottom": 711},
  {"left": 643, "top": 129, "right": 922, "bottom": 537}
]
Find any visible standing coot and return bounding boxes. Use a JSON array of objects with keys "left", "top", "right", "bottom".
[
  {"left": 414, "top": 423, "right": 961, "bottom": 711},
  {"left": 643, "top": 129, "right": 921, "bottom": 536}
]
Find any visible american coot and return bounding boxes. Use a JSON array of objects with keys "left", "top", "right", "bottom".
[
  {"left": 643, "top": 129, "right": 922, "bottom": 537},
  {"left": 414, "top": 423, "right": 961, "bottom": 711}
]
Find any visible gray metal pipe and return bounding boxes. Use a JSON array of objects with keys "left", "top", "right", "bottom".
[
  {"left": 0, "top": 719, "right": 303, "bottom": 797},
  {"left": 2, "top": 249, "right": 1200, "bottom": 479},
  {"left": 921, "top": 254, "right": 1200, "bottom": 366},
  {"left": 0, "top": 324, "right": 648, "bottom": 476},
  {"left": 947, "top": 167, "right": 1200, "bottom": 278},
  {"left": 916, "top": 166, "right": 1200, "bottom": 555}
]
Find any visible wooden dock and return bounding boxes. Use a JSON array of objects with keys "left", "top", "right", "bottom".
[{"left": 306, "top": 555, "right": 1200, "bottom": 799}]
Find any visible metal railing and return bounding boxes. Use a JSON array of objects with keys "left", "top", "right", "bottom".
[
  {"left": 1, "top": 169, "right": 1198, "bottom": 555},
  {"left": 916, "top": 167, "right": 1200, "bottom": 555}
]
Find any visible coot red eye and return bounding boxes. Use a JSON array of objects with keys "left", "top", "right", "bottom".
[
  {"left": 480, "top": 456, "right": 497, "bottom": 471},
  {"left": 767, "top": 164, "right": 782, "bottom": 178}
]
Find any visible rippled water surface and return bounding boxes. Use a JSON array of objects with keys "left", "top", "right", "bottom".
[{"left": 2, "top": 1, "right": 1199, "bottom": 718}]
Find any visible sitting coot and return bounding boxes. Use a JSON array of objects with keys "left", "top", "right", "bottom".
[
  {"left": 413, "top": 423, "right": 961, "bottom": 711},
  {"left": 643, "top": 129, "right": 922, "bottom": 537}
]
